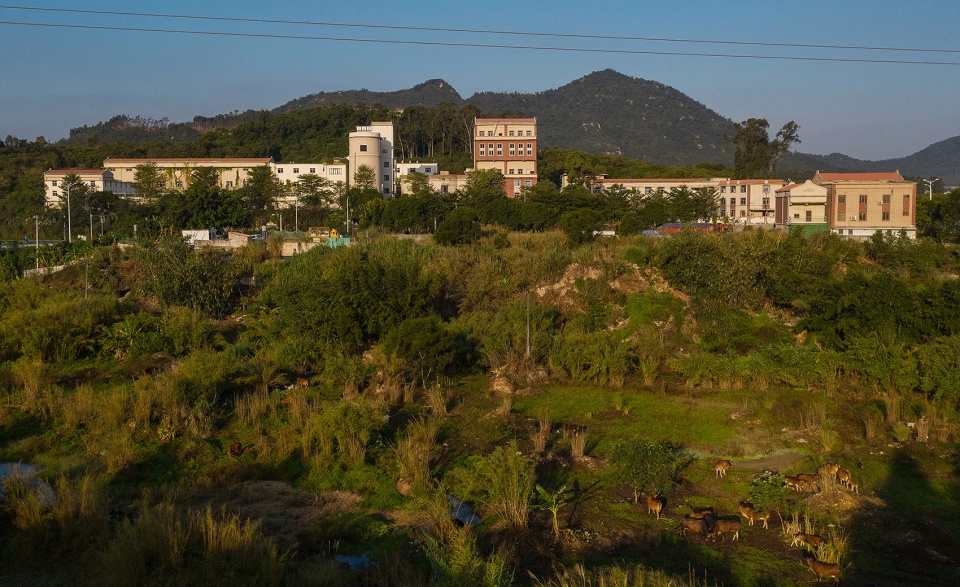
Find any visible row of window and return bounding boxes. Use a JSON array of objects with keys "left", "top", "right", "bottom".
[
  {"left": 513, "top": 180, "right": 533, "bottom": 187},
  {"left": 837, "top": 211, "right": 900, "bottom": 221},
  {"left": 507, "top": 169, "right": 530, "bottom": 175},
  {"left": 277, "top": 167, "right": 317, "bottom": 174},
  {"left": 838, "top": 194, "right": 905, "bottom": 204},
  {"left": 478, "top": 130, "right": 534, "bottom": 137}
]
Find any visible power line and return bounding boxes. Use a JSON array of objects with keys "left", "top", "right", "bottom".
[
  {"left": 1, "top": 4, "right": 958, "bottom": 56},
  {"left": 3, "top": 19, "right": 960, "bottom": 66}
]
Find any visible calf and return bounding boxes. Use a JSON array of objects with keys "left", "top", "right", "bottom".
[
  {"left": 797, "top": 473, "right": 820, "bottom": 492},
  {"left": 737, "top": 503, "right": 769, "bottom": 529},
  {"left": 803, "top": 555, "right": 841, "bottom": 584},
  {"left": 712, "top": 519, "right": 740, "bottom": 541},
  {"left": 715, "top": 459, "right": 731, "bottom": 478},
  {"left": 647, "top": 493, "right": 664, "bottom": 520},
  {"left": 296, "top": 377, "right": 309, "bottom": 388},
  {"left": 847, "top": 479, "right": 860, "bottom": 495},
  {"left": 785, "top": 475, "right": 804, "bottom": 492},
  {"left": 837, "top": 468, "right": 851, "bottom": 488},
  {"left": 680, "top": 516, "right": 709, "bottom": 539}
]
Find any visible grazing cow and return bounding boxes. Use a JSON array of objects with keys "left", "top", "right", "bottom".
[
  {"left": 797, "top": 473, "right": 821, "bottom": 492},
  {"left": 792, "top": 532, "right": 824, "bottom": 550},
  {"left": 647, "top": 493, "right": 664, "bottom": 520},
  {"left": 296, "top": 377, "right": 309, "bottom": 388},
  {"left": 712, "top": 519, "right": 740, "bottom": 541},
  {"left": 847, "top": 479, "right": 860, "bottom": 495},
  {"left": 837, "top": 468, "right": 852, "bottom": 488},
  {"left": 228, "top": 442, "right": 244, "bottom": 457},
  {"left": 785, "top": 475, "right": 804, "bottom": 492},
  {"left": 804, "top": 555, "right": 841, "bottom": 584},
  {"left": 680, "top": 516, "right": 709, "bottom": 539},
  {"left": 818, "top": 462, "right": 839, "bottom": 477},
  {"left": 738, "top": 503, "right": 769, "bottom": 529},
  {"left": 715, "top": 459, "right": 731, "bottom": 478}
]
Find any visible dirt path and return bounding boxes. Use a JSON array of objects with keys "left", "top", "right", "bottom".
[{"left": 735, "top": 450, "right": 807, "bottom": 471}]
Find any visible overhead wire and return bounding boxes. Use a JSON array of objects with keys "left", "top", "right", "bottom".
[
  {"left": 1, "top": 4, "right": 958, "bottom": 55},
  {"left": 1, "top": 19, "right": 960, "bottom": 66}
]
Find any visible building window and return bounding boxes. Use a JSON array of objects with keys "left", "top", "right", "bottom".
[
  {"left": 525, "top": 180, "right": 532, "bottom": 186},
  {"left": 514, "top": 180, "right": 521, "bottom": 187},
  {"left": 762, "top": 185, "right": 770, "bottom": 193},
  {"left": 740, "top": 198, "right": 746, "bottom": 205},
  {"left": 383, "top": 162, "right": 389, "bottom": 168},
  {"left": 52, "top": 191, "right": 58, "bottom": 198},
  {"left": 838, "top": 195, "right": 846, "bottom": 204},
  {"left": 645, "top": 187, "right": 653, "bottom": 194},
  {"left": 226, "top": 181, "right": 233, "bottom": 187},
  {"left": 739, "top": 185, "right": 746, "bottom": 193},
  {"left": 277, "top": 168, "right": 283, "bottom": 173},
  {"left": 762, "top": 198, "right": 770, "bottom": 206},
  {"left": 52, "top": 181, "right": 58, "bottom": 187},
  {"left": 176, "top": 182, "right": 183, "bottom": 188},
  {"left": 309, "top": 168, "right": 315, "bottom": 173},
  {"left": 479, "top": 149, "right": 485, "bottom": 156},
  {"left": 837, "top": 212, "right": 845, "bottom": 221},
  {"left": 479, "top": 131, "right": 485, "bottom": 137},
  {"left": 126, "top": 168, "right": 132, "bottom": 172},
  {"left": 882, "top": 194, "right": 891, "bottom": 204},
  {"left": 720, "top": 198, "right": 726, "bottom": 206},
  {"left": 293, "top": 168, "right": 299, "bottom": 174},
  {"left": 859, "top": 212, "right": 867, "bottom": 221},
  {"left": 859, "top": 194, "right": 868, "bottom": 204},
  {"left": 721, "top": 186, "right": 726, "bottom": 193},
  {"left": 904, "top": 194, "right": 910, "bottom": 215},
  {"left": 383, "top": 175, "right": 390, "bottom": 181},
  {"left": 441, "top": 185, "right": 448, "bottom": 194},
  {"left": 497, "top": 148, "right": 503, "bottom": 156},
  {"left": 526, "top": 130, "right": 532, "bottom": 136},
  {"left": 806, "top": 211, "right": 812, "bottom": 222},
  {"left": 509, "top": 131, "right": 514, "bottom": 136},
  {"left": 509, "top": 169, "right": 514, "bottom": 174},
  {"left": 160, "top": 182, "right": 166, "bottom": 188},
  {"left": 242, "top": 180, "right": 248, "bottom": 186},
  {"left": 794, "top": 213, "right": 800, "bottom": 219},
  {"left": 488, "top": 143, "right": 493, "bottom": 150},
  {"left": 882, "top": 211, "right": 890, "bottom": 221},
  {"left": 740, "top": 210, "right": 746, "bottom": 217},
  {"left": 331, "top": 168, "right": 342, "bottom": 175},
  {"left": 359, "top": 145, "right": 367, "bottom": 152}
]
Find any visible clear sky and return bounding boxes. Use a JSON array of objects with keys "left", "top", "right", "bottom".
[{"left": 1, "top": 0, "right": 958, "bottom": 160}]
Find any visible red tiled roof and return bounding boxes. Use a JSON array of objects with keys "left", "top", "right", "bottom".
[
  {"left": 818, "top": 171, "right": 903, "bottom": 181},
  {"left": 475, "top": 118, "right": 537, "bottom": 123},
  {"left": 45, "top": 168, "right": 106, "bottom": 175},
  {"left": 776, "top": 183, "right": 802, "bottom": 191},
  {"left": 104, "top": 158, "right": 271, "bottom": 164}
]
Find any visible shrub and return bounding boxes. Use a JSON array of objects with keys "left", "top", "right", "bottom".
[
  {"left": 608, "top": 439, "right": 685, "bottom": 502},
  {"left": 435, "top": 206, "right": 481, "bottom": 246}
]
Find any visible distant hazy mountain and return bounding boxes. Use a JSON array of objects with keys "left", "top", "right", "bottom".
[{"left": 60, "top": 70, "right": 960, "bottom": 183}]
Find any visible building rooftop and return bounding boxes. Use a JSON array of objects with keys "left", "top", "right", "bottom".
[
  {"left": 817, "top": 171, "right": 904, "bottom": 182},
  {"left": 475, "top": 118, "right": 537, "bottom": 123},
  {"left": 45, "top": 168, "right": 106, "bottom": 175},
  {"left": 104, "top": 158, "right": 272, "bottom": 164}
]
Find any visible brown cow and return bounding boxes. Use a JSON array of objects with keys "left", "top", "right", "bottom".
[
  {"left": 228, "top": 442, "right": 244, "bottom": 457},
  {"left": 712, "top": 519, "right": 740, "bottom": 541},
  {"left": 785, "top": 475, "right": 804, "bottom": 492},
  {"left": 738, "top": 503, "right": 769, "bottom": 529},
  {"left": 296, "top": 377, "right": 309, "bottom": 388},
  {"left": 818, "top": 462, "right": 839, "bottom": 477},
  {"left": 847, "top": 479, "right": 860, "bottom": 495},
  {"left": 837, "top": 467, "right": 851, "bottom": 488},
  {"left": 715, "top": 459, "right": 731, "bottom": 478},
  {"left": 680, "top": 516, "right": 709, "bottom": 539},
  {"left": 647, "top": 493, "right": 664, "bottom": 520},
  {"left": 792, "top": 532, "right": 824, "bottom": 550},
  {"left": 797, "top": 473, "right": 820, "bottom": 492},
  {"left": 804, "top": 556, "right": 841, "bottom": 584}
]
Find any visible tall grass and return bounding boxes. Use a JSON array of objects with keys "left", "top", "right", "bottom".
[
  {"left": 532, "top": 563, "right": 713, "bottom": 587},
  {"left": 393, "top": 417, "right": 439, "bottom": 492}
]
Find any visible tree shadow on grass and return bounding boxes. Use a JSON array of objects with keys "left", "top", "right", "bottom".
[{"left": 845, "top": 445, "right": 960, "bottom": 586}]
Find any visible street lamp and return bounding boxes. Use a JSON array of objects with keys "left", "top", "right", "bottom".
[
  {"left": 922, "top": 178, "right": 938, "bottom": 201},
  {"left": 63, "top": 180, "right": 79, "bottom": 243},
  {"left": 272, "top": 212, "right": 283, "bottom": 232},
  {"left": 33, "top": 215, "right": 39, "bottom": 269}
]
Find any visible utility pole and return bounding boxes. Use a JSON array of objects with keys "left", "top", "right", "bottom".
[
  {"left": 525, "top": 289, "right": 531, "bottom": 358},
  {"left": 922, "top": 178, "right": 938, "bottom": 201},
  {"left": 34, "top": 215, "right": 39, "bottom": 269},
  {"left": 64, "top": 180, "right": 77, "bottom": 244},
  {"left": 89, "top": 211, "right": 93, "bottom": 242}
]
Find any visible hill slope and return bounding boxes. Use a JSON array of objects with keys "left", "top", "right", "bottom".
[
  {"left": 466, "top": 69, "right": 735, "bottom": 165},
  {"left": 272, "top": 79, "right": 465, "bottom": 112}
]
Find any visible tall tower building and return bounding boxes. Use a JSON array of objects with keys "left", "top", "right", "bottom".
[
  {"left": 473, "top": 118, "right": 537, "bottom": 198},
  {"left": 348, "top": 121, "right": 395, "bottom": 197}
]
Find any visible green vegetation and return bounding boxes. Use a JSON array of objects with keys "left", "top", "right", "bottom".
[{"left": 0, "top": 220, "right": 958, "bottom": 586}]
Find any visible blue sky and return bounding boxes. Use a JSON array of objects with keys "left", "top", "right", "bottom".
[{"left": 1, "top": 0, "right": 958, "bottom": 160}]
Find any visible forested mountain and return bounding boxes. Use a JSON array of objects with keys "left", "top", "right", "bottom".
[
  {"left": 273, "top": 79, "right": 465, "bottom": 112},
  {"left": 35, "top": 69, "right": 960, "bottom": 182}
]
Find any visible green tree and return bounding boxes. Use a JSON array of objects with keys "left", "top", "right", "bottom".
[
  {"left": 608, "top": 439, "right": 684, "bottom": 502},
  {"left": 434, "top": 206, "right": 481, "bottom": 245},
  {"left": 353, "top": 164, "right": 377, "bottom": 191},
  {"left": 725, "top": 118, "right": 800, "bottom": 178},
  {"left": 559, "top": 209, "right": 602, "bottom": 246},
  {"left": 242, "top": 164, "right": 279, "bottom": 224},
  {"left": 132, "top": 162, "right": 164, "bottom": 201},
  {"left": 190, "top": 166, "right": 220, "bottom": 188},
  {"left": 295, "top": 174, "right": 336, "bottom": 211}
]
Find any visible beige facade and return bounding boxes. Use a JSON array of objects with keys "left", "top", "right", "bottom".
[
  {"left": 426, "top": 170, "right": 472, "bottom": 195},
  {"left": 349, "top": 121, "right": 395, "bottom": 196},
  {"left": 813, "top": 171, "right": 917, "bottom": 239},
  {"left": 44, "top": 168, "right": 133, "bottom": 207},
  {"left": 105, "top": 157, "right": 272, "bottom": 191},
  {"left": 474, "top": 118, "right": 537, "bottom": 198},
  {"left": 574, "top": 175, "right": 785, "bottom": 223},
  {"left": 774, "top": 180, "right": 829, "bottom": 231}
]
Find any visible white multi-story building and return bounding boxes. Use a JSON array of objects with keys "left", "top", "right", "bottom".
[{"left": 43, "top": 168, "right": 135, "bottom": 206}]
